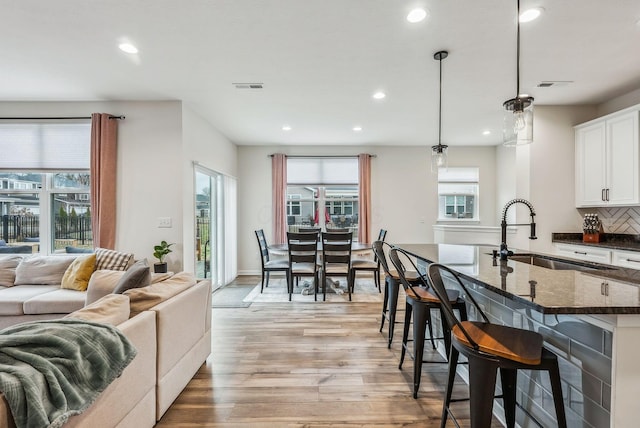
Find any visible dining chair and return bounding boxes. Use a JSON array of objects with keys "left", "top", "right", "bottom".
[
  {"left": 298, "top": 227, "right": 321, "bottom": 233},
  {"left": 388, "top": 248, "right": 467, "bottom": 399},
  {"left": 320, "top": 231, "right": 353, "bottom": 301},
  {"left": 255, "top": 229, "right": 290, "bottom": 294},
  {"left": 350, "top": 228, "right": 387, "bottom": 293},
  {"left": 426, "top": 263, "right": 567, "bottom": 428},
  {"left": 287, "top": 231, "right": 320, "bottom": 301}
]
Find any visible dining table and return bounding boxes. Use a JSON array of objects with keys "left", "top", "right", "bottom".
[{"left": 268, "top": 241, "right": 372, "bottom": 295}]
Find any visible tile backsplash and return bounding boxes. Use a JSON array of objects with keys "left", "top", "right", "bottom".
[{"left": 578, "top": 207, "right": 640, "bottom": 234}]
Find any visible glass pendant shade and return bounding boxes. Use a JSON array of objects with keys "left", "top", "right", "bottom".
[
  {"left": 503, "top": 96, "right": 534, "bottom": 146},
  {"left": 431, "top": 144, "right": 448, "bottom": 173}
]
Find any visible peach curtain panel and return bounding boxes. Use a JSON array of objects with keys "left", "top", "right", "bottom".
[
  {"left": 358, "top": 154, "right": 372, "bottom": 243},
  {"left": 272, "top": 154, "right": 287, "bottom": 244},
  {"left": 90, "top": 113, "right": 118, "bottom": 249}
]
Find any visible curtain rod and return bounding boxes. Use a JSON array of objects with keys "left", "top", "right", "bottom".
[
  {"left": 268, "top": 154, "right": 376, "bottom": 158},
  {"left": 0, "top": 115, "right": 125, "bottom": 120}
]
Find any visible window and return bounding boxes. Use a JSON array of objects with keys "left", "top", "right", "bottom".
[
  {"left": 438, "top": 167, "right": 479, "bottom": 221},
  {"left": 286, "top": 157, "right": 359, "bottom": 233},
  {"left": 0, "top": 121, "right": 92, "bottom": 253}
]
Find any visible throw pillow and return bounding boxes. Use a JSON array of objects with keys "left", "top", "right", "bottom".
[
  {"left": 0, "top": 255, "right": 24, "bottom": 287},
  {"left": 61, "top": 254, "right": 97, "bottom": 291},
  {"left": 14, "top": 255, "right": 77, "bottom": 285},
  {"left": 85, "top": 270, "right": 125, "bottom": 305},
  {"left": 64, "top": 294, "right": 130, "bottom": 326},
  {"left": 113, "top": 259, "right": 151, "bottom": 294},
  {"left": 95, "top": 248, "right": 134, "bottom": 271}
]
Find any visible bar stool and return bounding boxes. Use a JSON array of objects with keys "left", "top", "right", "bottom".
[
  {"left": 427, "top": 263, "right": 567, "bottom": 428},
  {"left": 388, "top": 248, "right": 468, "bottom": 399},
  {"left": 373, "top": 241, "right": 420, "bottom": 348}
]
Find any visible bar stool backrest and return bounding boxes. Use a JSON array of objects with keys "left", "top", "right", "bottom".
[
  {"left": 372, "top": 241, "right": 393, "bottom": 276},
  {"left": 387, "top": 247, "right": 431, "bottom": 298},
  {"left": 426, "top": 263, "right": 491, "bottom": 351}
]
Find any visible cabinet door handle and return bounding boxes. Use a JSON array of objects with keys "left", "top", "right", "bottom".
[
  {"left": 625, "top": 259, "right": 640, "bottom": 263},
  {"left": 601, "top": 282, "right": 609, "bottom": 296},
  {"left": 602, "top": 188, "right": 605, "bottom": 201},
  {"left": 606, "top": 188, "right": 610, "bottom": 201},
  {"left": 574, "top": 251, "right": 588, "bottom": 255}
]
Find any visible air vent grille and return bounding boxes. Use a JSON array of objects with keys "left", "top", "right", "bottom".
[
  {"left": 537, "top": 81, "right": 573, "bottom": 88},
  {"left": 233, "top": 83, "right": 263, "bottom": 89}
]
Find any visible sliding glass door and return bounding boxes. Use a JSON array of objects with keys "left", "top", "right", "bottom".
[{"left": 194, "top": 164, "right": 237, "bottom": 286}]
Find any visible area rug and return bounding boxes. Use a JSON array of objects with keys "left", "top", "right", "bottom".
[
  {"left": 243, "top": 277, "right": 383, "bottom": 303},
  {"left": 211, "top": 285, "right": 253, "bottom": 308}
]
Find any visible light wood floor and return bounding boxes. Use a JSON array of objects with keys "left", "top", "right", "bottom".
[{"left": 156, "top": 275, "right": 502, "bottom": 427}]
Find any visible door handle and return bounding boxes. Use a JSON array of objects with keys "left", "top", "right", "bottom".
[
  {"left": 606, "top": 188, "right": 610, "bottom": 201},
  {"left": 602, "top": 188, "right": 605, "bottom": 201}
]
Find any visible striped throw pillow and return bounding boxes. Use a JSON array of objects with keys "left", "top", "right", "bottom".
[{"left": 95, "top": 248, "right": 134, "bottom": 271}]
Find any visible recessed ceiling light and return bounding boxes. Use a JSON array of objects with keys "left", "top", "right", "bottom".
[
  {"left": 519, "top": 7, "right": 543, "bottom": 23},
  {"left": 282, "top": 125, "right": 292, "bottom": 131},
  {"left": 373, "top": 92, "right": 386, "bottom": 100},
  {"left": 353, "top": 126, "right": 363, "bottom": 132},
  {"left": 482, "top": 130, "right": 491, "bottom": 136},
  {"left": 118, "top": 43, "right": 138, "bottom": 54},
  {"left": 407, "top": 8, "right": 428, "bottom": 23}
]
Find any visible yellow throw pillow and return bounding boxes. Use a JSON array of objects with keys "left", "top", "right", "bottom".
[{"left": 61, "top": 254, "right": 97, "bottom": 291}]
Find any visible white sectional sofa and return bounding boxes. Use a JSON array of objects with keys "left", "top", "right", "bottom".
[{"left": 0, "top": 254, "right": 212, "bottom": 427}]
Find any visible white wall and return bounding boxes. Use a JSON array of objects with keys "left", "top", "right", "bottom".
[
  {"left": 237, "top": 144, "right": 497, "bottom": 275},
  {"left": 0, "top": 100, "right": 237, "bottom": 273},
  {"left": 181, "top": 105, "right": 238, "bottom": 273},
  {"left": 598, "top": 88, "right": 640, "bottom": 117},
  {"left": 495, "top": 105, "right": 598, "bottom": 254}
]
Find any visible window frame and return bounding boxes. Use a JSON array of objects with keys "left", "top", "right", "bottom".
[{"left": 437, "top": 167, "right": 480, "bottom": 223}]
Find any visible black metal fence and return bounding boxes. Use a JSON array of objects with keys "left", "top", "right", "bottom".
[{"left": 0, "top": 215, "right": 92, "bottom": 247}]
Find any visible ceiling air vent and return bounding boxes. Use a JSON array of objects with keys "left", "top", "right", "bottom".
[
  {"left": 537, "top": 81, "right": 573, "bottom": 88},
  {"left": 233, "top": 83, "right": 263, "bottom": 89}
]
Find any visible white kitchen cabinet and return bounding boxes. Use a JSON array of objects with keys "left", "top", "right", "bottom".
[
  {"left": 575, "top": 272, "right": 640, "bottom": 306},
  {"left": 575, "top": 109, "right": 640, "bottom": 207},
  {"left": 612, "top": 249, "right": 640, "bottom": 270},
  {"left": 554, "top": 243, "right": 612, "bottom": 264}
]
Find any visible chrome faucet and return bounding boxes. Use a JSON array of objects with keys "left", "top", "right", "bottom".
[{"left": 500, "top": 198, "right": 537, "bottom": 261}]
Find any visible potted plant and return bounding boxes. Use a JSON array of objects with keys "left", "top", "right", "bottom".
[{"left": 153, "top": 240, "right": 174, "bottom": 273}]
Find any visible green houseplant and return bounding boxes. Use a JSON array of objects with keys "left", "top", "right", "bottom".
[{"left": 153, "top": 240, "right": 174, "bottom": 273}]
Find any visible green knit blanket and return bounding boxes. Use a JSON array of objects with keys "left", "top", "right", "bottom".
[{"left": 0, "top": 319, "right": 137, "bottom": 428}]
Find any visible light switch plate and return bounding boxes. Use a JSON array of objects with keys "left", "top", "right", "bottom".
[{"left": 158, "top": 217, "right": 172, "bottom": 228}]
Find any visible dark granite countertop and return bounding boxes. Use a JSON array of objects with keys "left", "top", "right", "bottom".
[
  {"left": 552, "top": 232, "right": 640, "bottom": 252},
  {"left": 395, "top": 243, "right": 640, "bottom": 315}
]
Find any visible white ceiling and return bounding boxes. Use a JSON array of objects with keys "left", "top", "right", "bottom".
[{"left": 1, "top": 1, "right": 640, "bottom": 146}]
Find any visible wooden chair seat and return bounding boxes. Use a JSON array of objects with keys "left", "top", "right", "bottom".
[
  {"left": 452, "top": 321, "right": 543, "bottom": 365},
  {"left": 406, "top": 287, "right": 459, "bottom": 303},
  {"left": 388, "top": 269, "right": 419, "bottom": 281},
  {"left": 324, "top": 263, "right": 350, "bottom": 275}
]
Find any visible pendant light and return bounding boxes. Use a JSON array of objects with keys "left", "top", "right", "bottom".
[
  {"left": 431, "top": 50, "right": 449, "bottom": 173},
  {"left": 503, "top": 0, "right": 534, "bottom": 146}
]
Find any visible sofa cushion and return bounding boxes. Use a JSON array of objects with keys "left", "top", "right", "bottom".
[
  {"left": 85, "top": 270, "right": 173, "bottom": 306},
  {"left": 14, "top": 256, "right": 77, "bottom": 285},
  {"left": 64, "top": 294, "right": 130, "bottom": 326},
  {"left": 61, "top": 254, "right": 97, "bottom": 291},
  {"left": 113, "top": 259, "right": 151, "bottom": 294},
  {"left": 125, "top": 272, "right": 196, "bottom": 317},
  {"left": 95, "top": 248, "right": 134, "bottom": 271},
  {"left": 0, "top": 285, "right": 59, "bottom": 315},
  {"left": 0, "top": 255, "right": 25, "bottom": 287},
  {"left": 23, "top": 288, "right": 87, "bottom": 315}
]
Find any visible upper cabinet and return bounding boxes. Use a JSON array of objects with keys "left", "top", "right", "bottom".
[{"left": 575, "top": 109, "right": 640, "bottom": 207}]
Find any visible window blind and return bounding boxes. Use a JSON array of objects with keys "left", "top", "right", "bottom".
[
  {"left": 0, "top": 122, "right": 91, "bottom": 170},
  {"left": 287, "top": 157, "right": 358, "bottom": 185}
]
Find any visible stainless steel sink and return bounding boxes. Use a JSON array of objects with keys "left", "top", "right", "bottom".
[{"left": 506, "top": 254, "right": 611, "bottom": 271}]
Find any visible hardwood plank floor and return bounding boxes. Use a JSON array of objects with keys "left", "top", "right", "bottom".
[{"left": 156, "top": 275, "right": 502, "bottom": 427}]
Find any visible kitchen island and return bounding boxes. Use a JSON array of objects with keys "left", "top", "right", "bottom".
[{"left": 396, "top": 243, "right": 640, "bottom": 428}]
